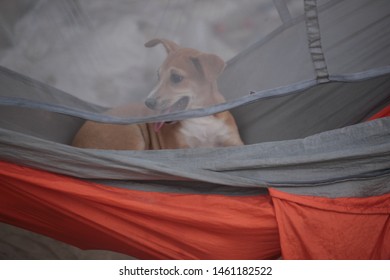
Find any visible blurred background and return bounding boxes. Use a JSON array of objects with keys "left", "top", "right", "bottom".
[{"left": 0, "top": 0, "right": 303, "bottom": 106}]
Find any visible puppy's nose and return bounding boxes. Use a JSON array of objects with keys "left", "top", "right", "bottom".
[{"left": 145, "top": 98, "right": 157, "bottom": 109}]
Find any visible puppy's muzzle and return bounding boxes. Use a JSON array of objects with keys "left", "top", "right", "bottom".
[{"left": 145, "top": 96, "right": 190, "bottom": 112}]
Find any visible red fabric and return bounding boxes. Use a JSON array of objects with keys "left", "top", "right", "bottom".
[
  {"left": 1, "top": 160, "right": 389, "bottom": 259},
  {"left": 367, "top": 104, "right": 390, "bottom": 120},
  {"left": 270, "top": 188, "right": 390, "bottom": 259},
  {"left": 0, "top": 161, "right": 280, "bottom": 260}
]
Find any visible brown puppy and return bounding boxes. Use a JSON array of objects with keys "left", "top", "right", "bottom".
[{"left": 72, "top": 38, "right": 243, "bottom": 150}]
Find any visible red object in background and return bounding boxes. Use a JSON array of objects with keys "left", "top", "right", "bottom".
[{"left": 367, "top": 104, "right": 390, "bottom": 121}]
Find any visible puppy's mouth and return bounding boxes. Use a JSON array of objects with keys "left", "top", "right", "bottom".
[
  {"left": 154, "top": 96, "right": 190, "bottom": 132},
  {"left": 169, "top": 96, "right": 190, "bottom": 113}
]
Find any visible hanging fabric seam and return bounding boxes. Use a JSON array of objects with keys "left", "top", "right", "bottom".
[{"left": 304, "top": 0, "right": 330, "bottom": 83}]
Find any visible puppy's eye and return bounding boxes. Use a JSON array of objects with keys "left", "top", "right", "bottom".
[{"left": 171, "top": 73, "right": 183, "bottom": 84}]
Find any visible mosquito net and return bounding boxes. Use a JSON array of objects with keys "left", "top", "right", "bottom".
[
  {"left": 0, "top": 0, "right": 292, "bottom": 113},
  {"left": 1, "top": 0, "right": 388, "bottom": 137}
]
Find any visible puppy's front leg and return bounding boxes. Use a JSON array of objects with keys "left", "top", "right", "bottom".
[
  {"left": 220, "top": 136, "right": 244, "bottom": 147},
  {"left": 217, "top": 127, "right": 244, "bottom": 147}
]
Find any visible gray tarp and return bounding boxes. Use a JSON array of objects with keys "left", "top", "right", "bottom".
[{"left": 1, "top": 117, "right": 389, "bottom": 198}]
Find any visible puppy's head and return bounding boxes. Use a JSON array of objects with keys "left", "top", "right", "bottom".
[{"left": 144, "top": 38, "right": 225, "bottom": 114}]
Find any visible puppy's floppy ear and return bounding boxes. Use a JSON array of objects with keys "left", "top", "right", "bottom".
[
  {"left": 191, "top": 53, "right": 225, "bottom": 82},
  {"left": 144, "top": 38, "right": 179, "bottom": 53}
]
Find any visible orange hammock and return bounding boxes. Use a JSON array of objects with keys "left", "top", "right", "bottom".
[{"left": 1, "top": 160, "right": 389, "bottom": 260}]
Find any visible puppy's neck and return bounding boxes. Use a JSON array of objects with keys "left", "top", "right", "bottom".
[{"left": 204, "top": 82, "right": 226, "bottom": 106}]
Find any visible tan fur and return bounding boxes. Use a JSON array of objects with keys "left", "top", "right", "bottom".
[{"left": 72, "top": 38, "right": 243, "bottom": 150}]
